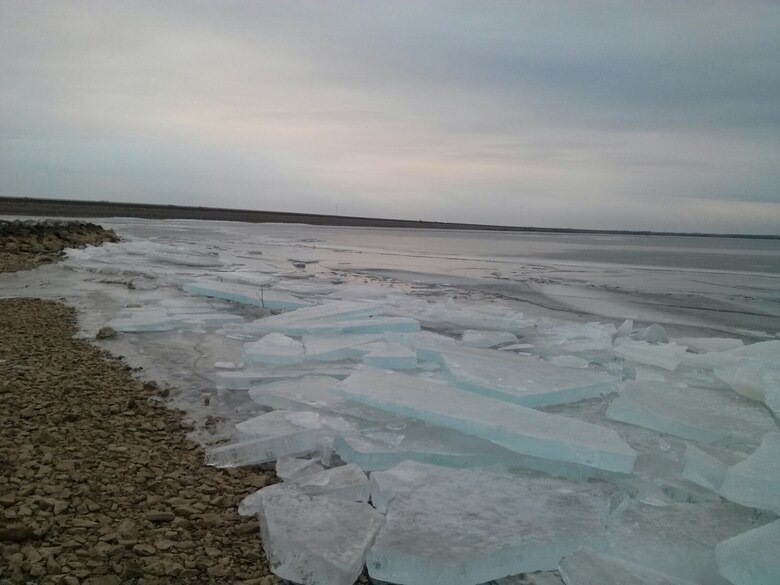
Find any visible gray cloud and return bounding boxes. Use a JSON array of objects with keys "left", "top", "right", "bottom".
[{"left": 1, "top": 1, "right": 778, "bottom": 233}]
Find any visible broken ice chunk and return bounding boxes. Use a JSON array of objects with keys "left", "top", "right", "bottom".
[
  {"left": 275, "top": 457, "right": 325, "bottom": 481},
  {"left": 720, "top": 432, "right": 780, "bottom": 513},
  {"left": 716, "top": 520, "right": 780, "bottom": 585},
  {"left": 433, "top": 348, "right": 617, "bottom": 408},
  {"left": 681, "top": 340, "right": 780, "bottom": 370},
  {"left": 243, "top": 333, "right": 304, "bottom": 365},
  {"left": 366, "top": 462, "right": 611, "bottom": 585},
  {"left": 248, "top": 300, "right": 384, "bottom": 329},
  {"left": 682, "top": 443, "right": 746, "bottom": 493},
  {"left": 215, "top": 366, "right": 355, "bottom": 390},
  {"left": 182, "top": 278, "right": 309, "bottom": 310},
  {"left": 559, "top": 548, "right": 691, "bottom": 585},
  {"left": 605, "top": 381, "right": 775, "bottom": 444},
  {"left": 548, "top": 355, "right": 590, "bottom": 368},
  {"left": 106, "top": 308, "right": 180, "bottom": 332},
  {"left": 613, "top": 339, "right": 688, "bottom": 371},
  {"left": 246, "top": 316, "right": 421, "bottom": 337},
  {"left": 675, "top": 337, "right": 744, "bottom": 354},
  {"left": 634, "top": 323, "right": 668, "bottom": 343},
  {"left": 204, "top": 430, "right": 322, "bottom": 467},
  {"left": 303, "top": 334, "right": 384, "bottom": 362},
  {"left": 714, "top": 361, "right": 780, "bottom": 415},
  {"left": 336, "top": 368, "right": 636, "bottom": 474},
  {"left": 240, "top": 463, "right": 370, "bottom": 516},
  {"left": 607, "top": 501, "right": 771, "bottom": 585},
  {"left": 460, "top": 330, "right": 518, "bottom": 348},
  {"left": 259, "top": 493, "right": 383, "bottom": 585},
  {"left": 235, "top": 410, "right": 323, "bottom": 437},
  {"left": 360, "top": 342, "right": 417, "bottom": 370},
  {"left": 614, "top": 319, "right": 633, "bottom": 339}
]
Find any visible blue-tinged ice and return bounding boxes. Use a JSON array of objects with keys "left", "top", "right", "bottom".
[
  {"left": 613, "top": 339, "right": 688, "bottom": 371},
  {"left": 245, "top": 315, "right": 421, "bottom": 337},
  {"left": 336, "top": 368, "right": 636, "bottom": 474},
  {"left": 243, "top": 333, "right": 304, "bottom": 365},
  {"left": 429, "top": 348, "right": 618, "bottom": 408},
  {"left": 239, "top": 463, "right": 369, "bottom": 516},
  {"left": 716, "top": 520, "right": 780, "bottom": 585},
  {"left": 204, "top": 430, "right": 323, "bottom": 467},
  {"left": 275, "top": 457, "right": 324, "bottom": 481},
  {"left": 682, "top": 443, "right": 747, "bottom": 493},
  {"left": 605, "top": 381, "right": 775, "bottom": 444},
  {"left": 302, "top": 334, "right": 384, "bottom": 362},
  {"left": 606, "top": 501, "right": 772, "bottom": 585},
  {"left": 259, "top": 493, "right": 383, "bottom": 585},
  {"left": 215, "top": 366, "right": 355, "bottom": 390},
  {"left": 559, "top": 548, "right": 692, "bottom": 585},
  {"left": 460, "top": 330, "right": 518, "bottom": 348},
  {"left": 182, "top": 278, "right": 310, "bottom": 309},
  {"left": 365, "top": 462, "right": 612, "bottom": 585},
  {"left": 235, "top": 410, "right": 324, "bottom": 437},
  {"left": 720, "top": 432, "right": 780, "bottom": 513},
  {"left": 247, "top": 300, "right": 384, "bottom": 329},
  {"left": 361, "top": 342, "right": 417, "bottom": 370},
  {"left": 714, "top": 361, "right": 780, "bottom": 415}
]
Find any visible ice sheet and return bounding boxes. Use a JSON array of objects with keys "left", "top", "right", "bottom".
[
  {"left": 716, "top": 520, "right": 780, "bottom": 585},
  {"left": 460, "top": 330, "right": 518, "bottom": 348},
  {"left": 259, "top": 493, "right": 383, "bottom": 585},
  {"left": 245, "top": 315, "right": 421, "bottom": 337},
  {"left": 431, "top": 347, "right": 618, "bottom": 407},
  {"left": 182, "top": 278, "right": 310, "bottom": 309},
  {"left": 336, "top": 368, "right": 636, "bottom": 474},
  {"left": 243, "top": 333, "right": 305, "bottom": 365},
  {"left": 360, "top": 342, "right": 418, "bottom": 370},
  {"left": 720, "top": 432, "right": 780, "bottom": 513},
  {"left": 606, "top": 381, "right": 776, "bottom": 444},
  {"left": 303, "top": 334, "right": 384, "bottom": 362},
  {"left": 613, "top": 339, "right": 688, "bottom": 371},
  {"left": 366, "top": 462, "right": 611, "bottom": 584},
  {"left": 559, "top": 548, "right": 691, "bottom": 585}
]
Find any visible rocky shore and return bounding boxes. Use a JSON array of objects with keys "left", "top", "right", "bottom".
[
  {"left": 0, "top": 227, "right": 280, "bottom": 584},
  {"left": 0, "top": 219, "right": 118, "bottom": 273}
]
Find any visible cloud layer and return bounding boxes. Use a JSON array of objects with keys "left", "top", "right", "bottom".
[{"left": 1, "top": 1, "right": 779, "bottom": 233}]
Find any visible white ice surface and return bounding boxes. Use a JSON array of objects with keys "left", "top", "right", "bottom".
[
  {"left": 716, "top": 519, "right": 780, "bottom": 585},
  {"left": 243, "top": 333, "right": 305, "bottom": 365}
]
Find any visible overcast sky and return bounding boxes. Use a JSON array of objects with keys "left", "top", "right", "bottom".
[{"left": 1, "top": 1, "right": 779, "bottom": 233}]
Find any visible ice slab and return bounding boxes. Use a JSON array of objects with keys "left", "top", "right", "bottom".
[
  {"left": 260, "top": 493, "right": 383, "bottom": 585},
  {"left": 246, "top": 316, "right": 421, "bottom": 337},
  {"left": 634, "top": 324, "right": 668, "bottom": 343},
  {"left": 275, "top": 457, "right": 325, "bottom": 481},
  {"left": 239, "top": 463, "right": 370, "bottom": 516},
  {"left": 613, "top": 339, "right": 688, "bottom": 371},
  {"left": 204, "top": 430, "right": 322, "bottom": 467},
  {"left": 336, "top": 368, "right": 636, "bottom": 474},
  {"left": 303, "top": 334, "right": 384, "bottom": 362},
  {"left": 182, "top": 278, "right": 309, "bottom": 310},
  {"left": 714, "top": 361, "right": 780, "bottom": 415},
  {"left": 106, "top": 309, "right": 180, "bottom": 332},
  {"left": 559, "top": 548, "right": 691, "bottom": 585},
  {"left": 417, "top": 299, "right": 534, "bottom": 334},
  {"left": 215, "top": 366, "right": 355, "bottom": 390},
  {"left": 216, "top": 271, "right": 276, "bottom": 286},
  {"left": 681, "top": 340, "right": 780, "bottom": 370},
  {"left": 431, "top": 348, "right": 618, "bottom": 408},
  {"left": 460, "top": 330, "right": 518, "bottom": 348},
  {"left": 248, "top": 300, "right": 384, "bottom": 330},
  {"left": 607, "top": 501, "right": 772, "bottom": 585},
  {"left": 366, "top": 462, "right": 611, "bottom": 584},
  {"left": 605, "top": 381, "right": 776, "bottom": 444},
  {"left": 243, "top": 333, "right": 305, "bottom": 365},
  {"left": 361, "top": 342, "right": 417, "bottom": 370},
  {"left": 548, "top": 355, "right": 590, "bottom": 368},
  {"left": 716, "top": 520, "right": 780, "bottom": 585},
  {"left": 720, "top": 432, "right": 780, "bottom": 513},
  {"left": 676, "top": 337, "right": 744, "bottom": 354},
  {"left": 235, "top": 410, "right": 324, "bottom": 437},
  {"left": 682, "top": 443, "right": 747, "bottom": 493},
  {"left": 535, "top": 322, "right": 617, "bottom": 354}
]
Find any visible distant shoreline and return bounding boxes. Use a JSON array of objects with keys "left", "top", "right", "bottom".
[{"left": 1, "top": 196, "right": 778, "bottom": 239}]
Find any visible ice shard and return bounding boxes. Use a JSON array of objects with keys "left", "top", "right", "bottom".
[
  {"left": 246, "top": 316, "right": 421, "bottom": 337},
  {"left": 243, "top": 333, "right": 305, "bottom": 365},
  {"left": 460, "top": 330, "right": 518, "bottom": 348},
  {"left": 361, "top": 342, "right": 417, "bottom": 370},
  {"left": 613, "top": 339, "right": 688, "bottom": 371},
  {"left": 275, "top": 457, "right": 325, "bottom": 481},
  {"left": 431, "top": 348, "right": 617, "bottom": 407},
  {"left": 605, "top": 381, "right": 775, "bottom": 444},
  {"left": 366, "top": 462, "right": 611, "bottom": 585},
  {"left": 716, "top": 520, "right": 780, "bottom": 585},
  {"left": 182, "top": 278, "right": 310, "bottom": 310},
  {"left": 720, "top": 432, "right": 780, "bottom": 513},
  {"left": 303, "top": 334, "right": 384, "bottom": 361},
  {"left": 259, "top": 493, "right": 383, "bottom": 585},
  {"left": 336, "top": 368, "right": 636, "bottom": 474},
  {"left": 215, "top": 366, "right": 355, "bottom": 390}
]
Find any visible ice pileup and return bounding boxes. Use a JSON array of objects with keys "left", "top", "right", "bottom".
[{"left": 98, "top": 259, "right": 780, "bottom": 585}]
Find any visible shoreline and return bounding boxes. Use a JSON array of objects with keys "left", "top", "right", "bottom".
[{"left": 0, "top": 236, "right": 279, "bottom": 583}]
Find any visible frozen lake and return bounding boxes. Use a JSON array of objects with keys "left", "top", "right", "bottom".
[{"left": 1, "top": 217, "right": 778, "bottom": 585}]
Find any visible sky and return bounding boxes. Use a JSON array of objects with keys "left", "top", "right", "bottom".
[{"left": 1, "top": 1, "right": 779, "bottom": 234}]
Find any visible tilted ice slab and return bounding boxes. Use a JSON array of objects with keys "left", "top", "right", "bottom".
[
  {"left": 429, "top": 347, "right": 617, "bottom": 408},
  {"left": 204, "top": 431, "right": 323, "bottom": 467},
  {"left": 275, "top": 457, "right": 324, "bottom": 481},
  {"left": 716, "top": 520, "right": 780, "bottom": 585},
  {"left": 534, "top": 321, "right": 617, "bottom": 354},
  {"left": 714, "top": 361, "right": 780, "bottom": 416},
  {"left": 415, "top": 299, "right": 535, "bottom": 334},
  {"left": 681, "top": 340, "right": 780, "bottom": 370},
  {"left": 559, "top": 548, "right": 692, "bottom": 585},
  {"left": 243, "top": 333, "right": 304, "bottom": 365},
  {"left": 215, "top": 366, "right": 355, "bottom": 390},
  {"left": 682, "top": 443, "right": 747, "bottom": 493},
  {"left": 182, "top": 278, "right": 309, "bottom": 310},
  {"left": 303, "top": 334, "right": 384, "bottom": 362},
  {"left": 720, "top": 432, "right": 780, "bottom": 513},
  {"left": 336, "top": 368, "right": 636, "bottom": 474},
  {"left": 259, "top": 493, "right": 383, "bottom": 585},
  {"left": 245, "top": 315, "right": 421, "bottom": 337},
  {"left": 460, "top": 330, "right": 518, "bottom": 348},
  {"left": 613, "top": 339, "right": 688, "bottom": 371},
  {"left": 366, "top": 462, "right": 611, "bottom": 584},
  {"left": 606, "top": 381, "right": 776, "bottom": 444},
  {"left": 675, "top": 337, "right": 744, "bottom": 354},
  {"left": 235, "top": 410, "right": 325, "bottom": 437},
  {"left": 106, "top": 306, "right": 243, "bottom": 332},
  {"left": 360, "top": 342, "right": 417, "bottom": 370},
  {"left": 247, "top": 300, "right": 384, "bottom": 330},
  {"left": 607, "top": 501, "right": 773, "bottom": 585},
  {"left": 239, "top": 463, "right": 369, "bottom": 516}
]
